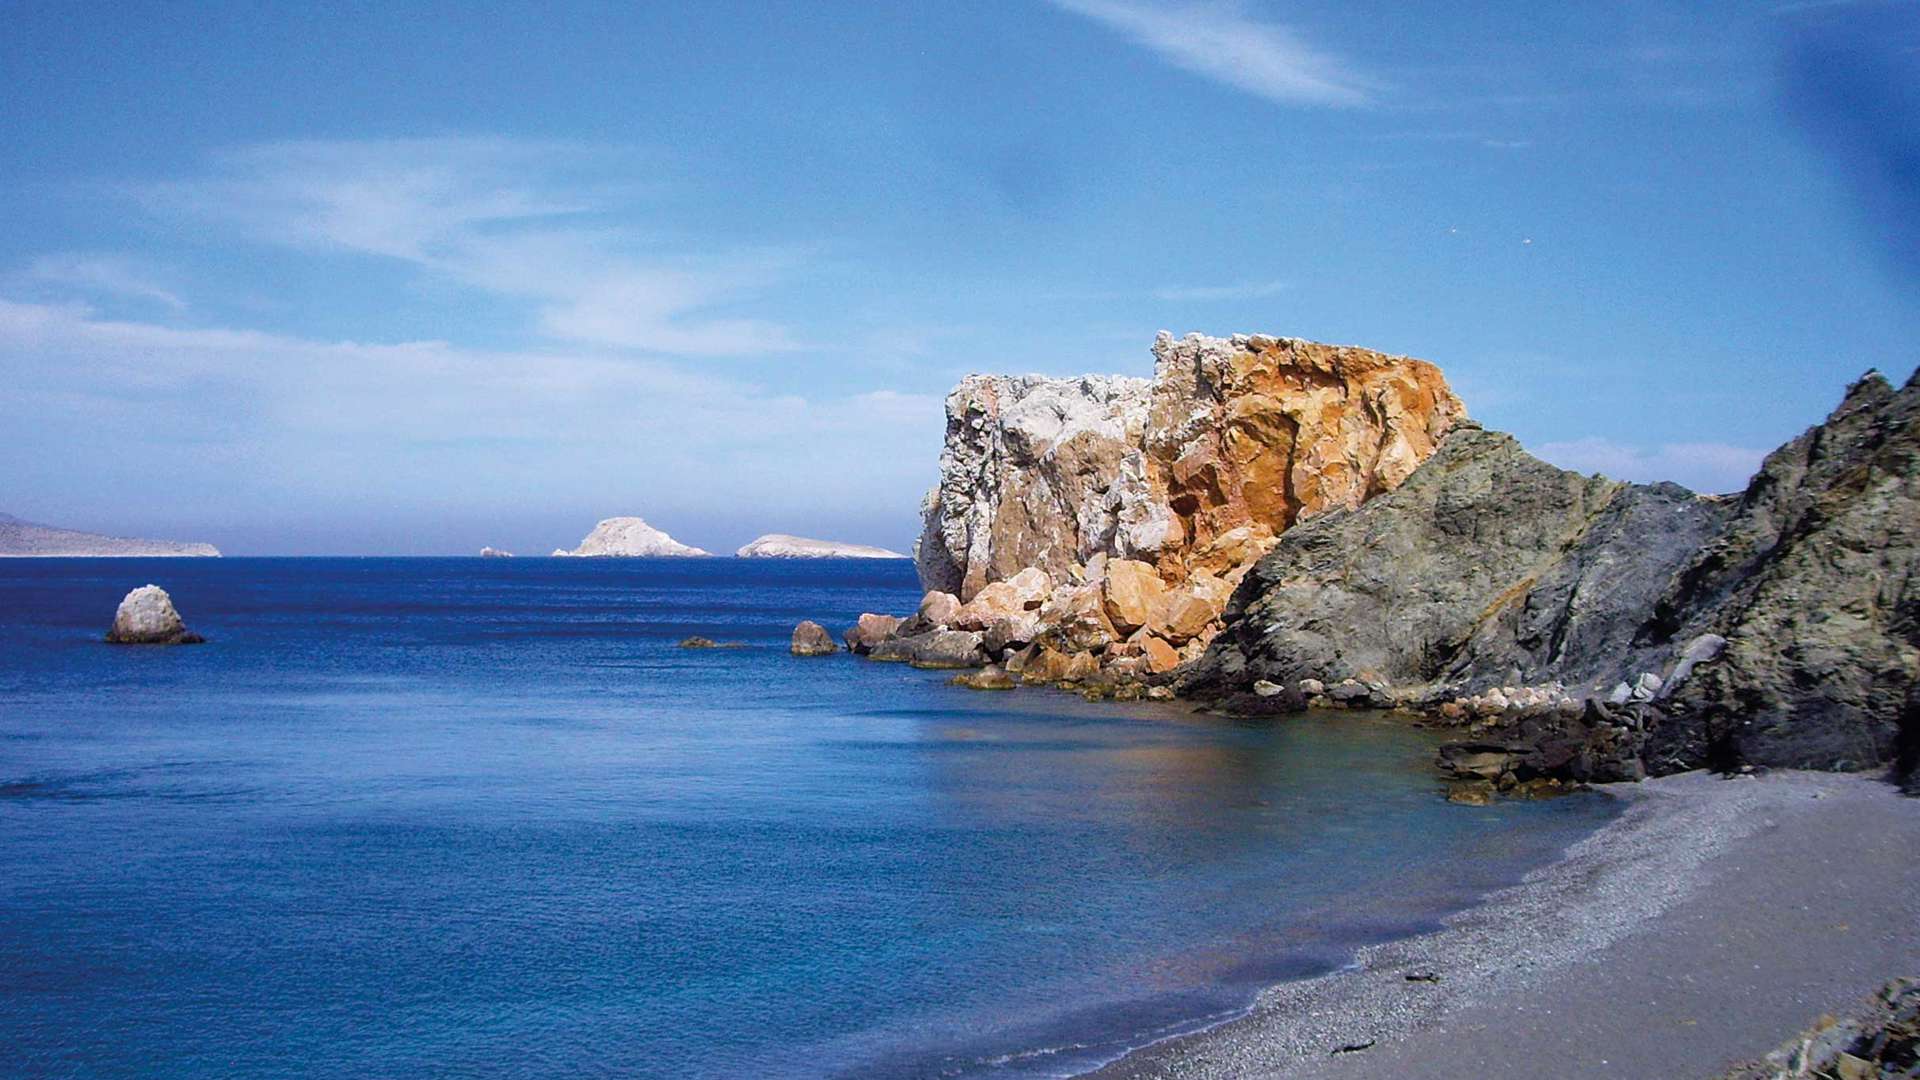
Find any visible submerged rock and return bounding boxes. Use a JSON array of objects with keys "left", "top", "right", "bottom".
[
  {"left": 790, "top": 621, "right": 838, "bottom": 656},
  {"left": 106, "top": 585, "right": 204, "bottom": 645},
  {"left": 950, "top": 664, "right": 1016, "bottom": 691}
]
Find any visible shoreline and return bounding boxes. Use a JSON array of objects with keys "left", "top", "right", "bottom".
[{"left": 1080, "top": 768, "right": 1920, "bottom": 1080}]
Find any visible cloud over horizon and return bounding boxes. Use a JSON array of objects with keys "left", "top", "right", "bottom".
[{"left": 1048, "top": 0, "right": 1374, "bottom": 107}]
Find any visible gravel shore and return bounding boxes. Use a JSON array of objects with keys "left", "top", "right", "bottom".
[{"left": 1083, "top": 769, "right": 1920, "bottom": 1080}]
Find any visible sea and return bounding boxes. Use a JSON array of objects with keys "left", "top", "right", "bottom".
[{"left": 0, "top": 557, "right": 1617, "bottom": 1078}]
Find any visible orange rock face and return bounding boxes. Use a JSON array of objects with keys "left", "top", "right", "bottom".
[{"left": 1143, "top": 333, "right": 1465, "bottom": 581}]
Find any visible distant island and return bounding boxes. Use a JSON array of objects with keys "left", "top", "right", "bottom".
[
  {"left": 0, "top": 513, "right": 219, "bottom": 558},
  {"left": 736, "top": 534, "right": 906, "bottom": 559},
  {"left": 552, "top": 516, "right": 709, "bottom": 557}
]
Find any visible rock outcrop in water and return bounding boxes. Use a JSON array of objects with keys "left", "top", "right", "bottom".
[
  {"left": 479, "top": 546, "right": 513, "bottom": 558},
  {"left": 737, "top": 534, "right": 906, "bottom": 559},
  {"left": 106, "top": 585, "right": 204, "bottom": 645},
  {"left": 0, "top": 513, "right": 219, "bottom": 558},
  {"left": 1185, "top": 368, "right": 1920, "bottom": 787},
  {"left": 915, "top": 333, "right": 1465, "bottom": 607},
  {"left": 557, "top": 517, "right": 708, "bottom": 557}
]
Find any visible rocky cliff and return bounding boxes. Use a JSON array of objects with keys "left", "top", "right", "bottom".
[
  {"left": 0, "top": 513, "right": 220, "bottom": 557},
  {"left": 1185, "top": 368, "right": 1920, "bottom": 785},
  {"left": 915, "top": 332, "right": 1465, "bottom": 608},
  {"left": 557, "top": 516, "right": 708, "bottom": 557}
]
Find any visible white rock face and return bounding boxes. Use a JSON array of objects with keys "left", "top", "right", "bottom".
[
  {"left": 736, "top": 534, "right": 907, "bottom": 559},
  {"left": 560, "top": 517, "right": 709, "bottom": 557},
  {"left": 914, "top": 374, "right": 1152, "bottom": 599},
  {"left": 0, "top": 513, "right": 219, "bottom": 557},
  {"left": 479, "top": 546, "right": 513, "bottom": 558},
  {"left": 106, "top": 584, "right": 203, "bottom": 644}
]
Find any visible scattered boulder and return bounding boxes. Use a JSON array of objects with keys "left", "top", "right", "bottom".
[
  {"left": 790, "top": 621, "right": 838, "bottom": 657},
  {"left": 1036, "top": 585, "right": 1118, "bottom": 653},
  {"left": 901, "top": 590, "right": 962, "bottom": 635},
  {"left": 869, "top": 630, "right": 987, "bottom": 669},
  {"left": 983, "top": 610, "right": 1043, "bottom": 655},
  {"left": 842, "top": 613, "right": 903, "bottom": 655},
  {"left": 679, "top": 636, "right": 720, "bottom": 649},
  {"left": 1102, "top": 559, "right": 1167, "bottom": 635},
  {"left": 950, "top": 664, "right": 1016, "bottom": 691},
  {"left": 106, "top": 585, "right": 204, "bottom": 645}
]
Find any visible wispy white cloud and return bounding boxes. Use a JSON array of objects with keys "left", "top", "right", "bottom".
[
  {"left": 1152, "top": 278, "right": 1290, "bottom": 301},
  {"left": 0, "top": 298, "right": 938, "bottom": 540},
  {"left": 25, "top": 253, "right": 186, "bottom": 310},
  {"left": 135, "top": 137, "right": 802, "bottom": 356},
  {"left": 1048, "top": 0, "right": 1373, "bottom": 107},
  {"left": 1532, "top": 436, "right": 1767, "bottom": 494}
]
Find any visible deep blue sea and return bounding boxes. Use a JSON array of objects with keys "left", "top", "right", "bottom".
[{"left": 0, "top": 558, "right": 1617, "bottom": 1078}]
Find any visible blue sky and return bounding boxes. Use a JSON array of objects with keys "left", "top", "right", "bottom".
[{"left": 3, "top": 0, "right": 1916, "bottom": 554}]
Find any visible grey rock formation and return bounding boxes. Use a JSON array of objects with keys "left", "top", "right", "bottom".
[
  {"left": 1179, "top": 426, "right": 1730, "bottom": 704},
  {"left": 1, "top": 514, "right": 219, "bottom": 558},
  {"left": 106, "top": 585, "right": 204, "bottom": 644},
  {"left": 867, "top": 630, "right": 987, "bottom": 669},
  {"left": 1645, "top": 369, "right": 1920, "bottom": 773},
  {"left": 558, "top": 517, "right": 708, "bottom": 557},
  {"left": 736, "top": 534, "right": 906, "bottom": 559},
  {"left": 1187, "top": 368, "right": 1920, "bottom": 784}
]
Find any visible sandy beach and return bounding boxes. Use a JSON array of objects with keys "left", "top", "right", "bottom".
[{"left": 1086, "top": 769, "right": 1920, "bottom": 1080}]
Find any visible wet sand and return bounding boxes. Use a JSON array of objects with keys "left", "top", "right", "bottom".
[{"left": 1084, "top": 769, "right": 1920, "bottom": 1080}]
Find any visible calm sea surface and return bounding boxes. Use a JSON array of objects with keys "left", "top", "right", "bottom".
[{"left": 0, "top": 558, "right": 1616, "bottom": 1078}]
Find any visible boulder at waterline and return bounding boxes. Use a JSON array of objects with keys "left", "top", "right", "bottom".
[
  {"left": 842, "top": 614, "right": 903, "bottom": 655},
  {"left": 105, "top": 585, "right": 204, "bottom": 645},
  {"left": 790, "top": 621, "right": 839, "bottom": 656},
  {"left": 950, "top": 665, "right": 1016, "bottom": 691}
]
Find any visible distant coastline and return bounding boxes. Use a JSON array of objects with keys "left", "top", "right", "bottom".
[{"left": 0, "top": 513, "right": 219, "bottom": 558}]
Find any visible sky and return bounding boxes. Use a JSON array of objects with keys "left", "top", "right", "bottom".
[{"left": 3, "top": 1, "right": 1917, "bottom": 555}]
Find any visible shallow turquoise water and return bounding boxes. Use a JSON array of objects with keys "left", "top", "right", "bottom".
[{"left": 0, "top": 558, "right": 1617, "bottom": 1077}]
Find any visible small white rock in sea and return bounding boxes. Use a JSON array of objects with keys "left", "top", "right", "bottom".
[{"left": 105, "top": 584, "right": 204, "bottom": 645}]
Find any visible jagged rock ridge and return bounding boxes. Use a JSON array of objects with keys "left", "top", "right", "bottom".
[
  {"left": 0, "top": 513, "right": 219, "bottom": 557},
  {"left": 1185, "top": 368, "right": 1920, "bottom": 782}
]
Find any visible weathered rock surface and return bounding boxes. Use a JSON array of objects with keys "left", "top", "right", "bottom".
[
  {"left": 950, "top": 664, "right": 1015, "bottom": 691},
  {"left": 868, "top": 630, "right": 987, "bottom": 669},
  {"left": 1, "top": 513, "right": 219, "bottom": 558},
  {"left": 735, "top": 534, "right": 907, "bottom": 559},
  {"left": 558, "top": 517, "right": 708, "bottom": 557},
  {"left": 1645, "top": 370, "right": 1920, "bottom": 775},
  {"left": 1720, "top": 977, "right": 1920, "bottom": 1080},
  {"left": 1180, "top": 424, "right": 1731, "bottom": 705},
  {"left": 106, "top": 585, "right": 204, "bottom": 645},
  {"left": 1188, "top": 368, "right": 1920, "bottom": 786},
  {"left": 479, "top": 546, "right": 513, "bottom": 558},
  {"left": 789, "top": 621, "right": 838, "bottom": 656},
  {"left": 842, "top": 613, "right": 903, "bottom": 655},
  {"left": 914, "top": 332, "right": 1464, "bottom": 601}
]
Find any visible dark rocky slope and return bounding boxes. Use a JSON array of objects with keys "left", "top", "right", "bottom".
[{"left": 1181, "top": 369, "right": 1920, "bottom": 787}]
